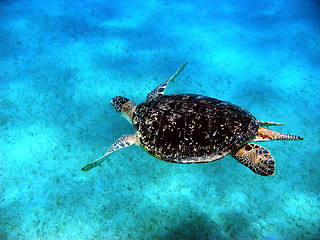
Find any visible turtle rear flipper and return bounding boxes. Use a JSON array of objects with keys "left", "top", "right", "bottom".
[
  {"left": 232, "top": 143, "right": 275, "bottom": 176},
  {"left": 253, "top": 127, "right": 303, "bottom": 142},
  {"left": 257, "top": 120, "right": 283, "bottom": 126},
  {"left": 81, "top": 133, "right": 139, "bottom": 171}
]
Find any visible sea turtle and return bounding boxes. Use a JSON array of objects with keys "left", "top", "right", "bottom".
[{"left": 81, "top": 62, "right": 303, "bottom": 176}]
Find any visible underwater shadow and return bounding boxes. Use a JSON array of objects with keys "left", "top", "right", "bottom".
[
  {"left": 135, "top": 201, "right": 253, "bottom": 240},
  {"left": 153, "top": 212, "right": 219, "bottom": 240}
]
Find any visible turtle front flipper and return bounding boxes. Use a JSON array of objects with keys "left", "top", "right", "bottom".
[
  {"left": 231, "top": 143, "right": 275, "bottom": 176},
  {"left": 146, "top": 61, "right": 188, "bottom": 102},
  {"left": 81, "top": 133, "right": 139, "bottom": 171}
]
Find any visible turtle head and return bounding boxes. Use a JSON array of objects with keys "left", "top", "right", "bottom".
[{"left": 111, "top": 96, "right": 136, "bottom": 123}]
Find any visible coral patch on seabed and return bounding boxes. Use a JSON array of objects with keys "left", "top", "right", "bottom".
[{"left": 0, "top": 0, "right": 319, "bottom": 239}]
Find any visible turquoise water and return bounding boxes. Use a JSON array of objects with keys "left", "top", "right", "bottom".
[{"left": 1, "top": 0, "right": 319, "bottom": 239}]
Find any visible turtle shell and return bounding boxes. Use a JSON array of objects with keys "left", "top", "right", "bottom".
[{"left": 132, "top": 94, "right": 259, "bottom": 163}]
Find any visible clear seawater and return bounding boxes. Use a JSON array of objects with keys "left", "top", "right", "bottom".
[{"left": 1, "top": 0, "right": 319, "bottom": 239}]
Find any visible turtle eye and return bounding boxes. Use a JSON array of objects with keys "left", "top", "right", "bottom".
[
  {"left": 122, "top": 104, "right": 129, "bottom": 112},
  {"left": 111, "top": 96, "right": 130, "bottom": 112}
]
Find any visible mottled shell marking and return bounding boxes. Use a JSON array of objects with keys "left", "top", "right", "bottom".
[{"left": 132, "top": 94, "right": 259, "bottom": 163}]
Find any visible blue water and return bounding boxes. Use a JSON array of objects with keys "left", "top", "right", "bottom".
[{"left": 1, "top": 0, "right": 319, "bottom": 239}]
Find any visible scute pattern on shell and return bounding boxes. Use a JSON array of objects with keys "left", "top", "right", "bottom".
[{"left": 132, "top": 94, "right": 259, "bottom": 163}]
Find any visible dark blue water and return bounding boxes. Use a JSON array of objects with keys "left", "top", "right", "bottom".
[{"left": 1, "top": 0, "right": 319, "bottom": 239}]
